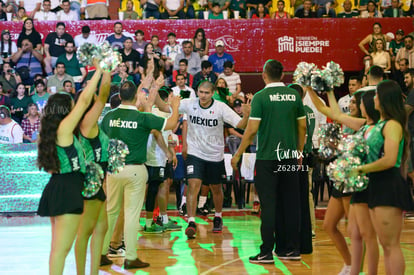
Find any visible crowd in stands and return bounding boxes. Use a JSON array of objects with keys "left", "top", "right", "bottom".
[{"left": 0, "top": 0, "right": 413, "bottom": 21}]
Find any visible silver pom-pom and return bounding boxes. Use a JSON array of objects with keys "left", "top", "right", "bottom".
[
  {"left": 323, "top": 61, "right": 345, "bottom": 88},
  {"left": 77, "top": 41, "right": 122, "bottom": 71},
  {"left": 293, "top": 62, "right": 317, "bottom": 86},
  {"left": 107, "top": 139, "right": 130, "bottom": 175},
  {"left": 327, "top": 133, "right": 369, "bottom": 193},
  {"left": 317, "top": 123, "right": 343, "bottom": 162},
  {"left": 311, "top": 69, "right": 332, "bottom": 93},
  {"left": 83, "top": 161, "right": 104, "bottom": 198}
]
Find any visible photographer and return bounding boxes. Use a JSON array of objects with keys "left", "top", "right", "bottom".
[
  {"left": 0, "top": 62, "right": 22, "bottom": 95},
  {"left": 11, "top": 39, "right": 43, "bottom": 86}
]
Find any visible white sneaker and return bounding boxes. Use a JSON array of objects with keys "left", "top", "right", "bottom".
[{"left": 338, "top": 264, "right": 351, "bottom": 275}]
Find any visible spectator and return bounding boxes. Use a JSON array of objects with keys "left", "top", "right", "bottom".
[
  {"left": 123, "top": 0, "right": 139, "bottom": 19},
  {"left": 383, "top": 0, "right": 403, "bottom": 17},
  {"left": 172, "top": 59, "right": 194, "bottom": 87},
  {"left": 44, "top": 22, "right": 74, "bottom": 75},
  {"left": 57, "top": 0, "right": 79, "bottom": 20},
  {"left": 10, "top": 83, "right": 33, "bottom": 124},
  {"left": 0, "top": 2, "right": 9, "bottom": 21},
  {"left": 56, "top": 41, "right": 86, "bottom": 91},
  {"left": 106, "top": 22, "right": 128, "bottom": 50},
  {"left": 70, "top": 0, "right": 82, "bottom": 17},
  {"left": 314, "top": 0, "right": 336, "bottom": 17},
  {"left": 0, "top": 105, "right": 23, "bottom": 144},
  {"left": 360, "top": 0, "right": 382, "bottom": 17},
  {"left": 213, "top": 77, "right": 231, "bottom": 104},
  {"left": 5, "top": 1, "right": 19, "bottom": 15},
  {"left": 209, "top": 3, "right": 224, "bottom": 18},
  {"left": 208, "top": 40, "right": 234, "bottom": 74},
  {"left": 405, "top": 0, "right": 414, "bottom": 16},
  {"left": 184, "top": 0, "right": 196, "bottom": 18},
  {"left": 31, "top": 79, "right": 49, "bottom": 112},
  {"left": 395, "top": 35, "right": 414, "bottom": 70},
  {"left": 163, "top": 32, "right": 182, "bottom": 72},
  {"left": 389, "top": 29, "right": 405, "bottom": 65},
  {"left": 371, "top": 38, "right": 391, "bottom": 72},
  {"left": 63, "top": 79, "right": 76, "bottom": 96},
  {"left": 0, "top": 30, "right": 18, "bottom": 64},
  {"left": 16, "top": 18, "right": 42, "bottom": 51},
  {"left": 81, "top": 0, "right": 109, "bottom": 19},
  {"left": 392, "top": 58, "right": 409, "bottom": 94},
  {"left": 119, "top": 38, "right": 141, "bottom": 85},
  {"left": 74, "top": 26, "right": 98, "bottom": 49},
  {"left": 13, "top": 7, "right": 28, "bottom": 22},
  {"left": 174, "top": 40, "right": 201, "bottom": 76},
  {"left": 337, "top": 0, "right": 359, "bottom": 17},
  {"left": 246, "top": 0, "right": 271, "bottom": 18},
  {"left": 112, "top": 62, "right": 134, "bottom": 86},
  {"left": 139, "top": 43, "right": 163, "bottom": 79},
  {"left": 294, "top": 0, "right": 317, "bottom": 18},
  {"left": 18, "top": 0, "right": 41, "bottom": 16},
  {"left": 358, "top": 22, "right": 391, "bottom": 56},
  {"left": 206, "top": 0, "right": 231, "bottom": 18},
  {"left": 0, "top": 62, "right": 22, "bottom": 95},
  {"left": 191, "top": 28, "right": 209, "bottom": 61},
  {"left": 141, "top": 0, "right": 161, "bottom": 19},
  {"left": 230, "top": 0, "right": 246, "bottom": 18},
  {"left": 192, "top": 60, "right": 217, "bottom": 90},
  {"left": 47, "top": 62, "right": 74, "bottom": 93},
  {"left": 33, "top": 0, "right": 58, "bottom": 21},
  {"left": 161, "top": 0, "right": 185, "bottom": 19},
  {"left": 150, "top": 35, "right": 163, "bottom": 57},
  {"left": 272, "top": 0, "right": 291, "bottom": 19},
  {"left": 172, "top": 73, "right": 196, "bottom": 98},
  {"left": 11, "top": 39, "right": 43, "bottom": 86},
  {"left": 225, "top": 99, "right": 243, "bottom": 154},
  {"left": 251, "top": 2, "right": 269, "bottom": 18},
  {"left": 218, "top": 61, "right": 242, "bottom": 99},
  {"left": 405, "top": 68, "right": 414, "bottom": 94},
  {"left": 132, "top": 30, "right": 148, "bottom": 58},
  {"left": 21, "top": 103, "right": 40, "bottom": 143}
]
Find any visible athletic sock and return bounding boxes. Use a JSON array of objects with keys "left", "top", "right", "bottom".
[
  {"left": 180, "top": 196, "right": 187, "bottom": 207},
  {"left": 188, "top": 217, "right": 195, "bottom": 223},
  {"left": 145, "top": 218, "right": 153, "bottom": 228},
  {"left": 215, "top": 212, "right": 222, "bottom": 218},
  {"left": 198, "top": 196, "right": 207, "bottom": 208},
  {"left": 162, "top": 214, "right": 169, "bottom": 224}
]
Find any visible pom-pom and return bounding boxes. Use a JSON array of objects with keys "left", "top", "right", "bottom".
[
  {"left": 77, "top": 41, "right": 122, "bottom": 71},
  {"left": 107, "top": 139, "right": 130, "bottom": 175},
  {"left": 323, "top": 61, "right": 345, "bottom": 88},
  {"left": 82, "top": 161, "right": 104, "bottom": 198},
  {"left": 311, "top": 69, "right": 332, "bottom": 93},
  {"left": 327, "top": 133, "right": 369, "bottom": 193},
  {"left": 317, "top": 123, "right": 343, "bottom": 162},
  {"left": 293, "top": 62, "right": 317, "bottom": 86}
]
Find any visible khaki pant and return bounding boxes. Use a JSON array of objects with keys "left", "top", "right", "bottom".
[
  {"left": 102, "top": 165, "right": 148, "bottom": 260},
  {"left": 86, "top": 4, "right": 108, "bottom": 19}
]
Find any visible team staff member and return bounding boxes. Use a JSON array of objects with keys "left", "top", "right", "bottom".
[
  {"left": 100, "top": 82, "right": 180, "bottom": 269},
  {"left": 232, "top": 59, "right": 306, "bottom": 263},
  {"left": 180, "top": 81, "right": 250, "bottom": 239}
]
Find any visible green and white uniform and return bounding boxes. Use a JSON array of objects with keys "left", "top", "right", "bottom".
[
  {"left": 37, "top": 136, "right": 86, "bottom": 217},
  {"left": 100, "top": 104, "right": 167, "bottom": 261},
  {"left": 250, "top": 82, "right": 306, "bottom": 160}
]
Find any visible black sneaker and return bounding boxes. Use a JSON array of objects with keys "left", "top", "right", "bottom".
[
  {"left": 212, "top": 217, "right": 223, "bottom": 233},
  {"left": 179, "top": 203, "right": 187, "bottom": 216},
  {"left": 196, "top": 206, "right": 205, "bottom": 216},
  {"left": 249, "top": 252, "right": 274, "bottom": 264},
  {"left": 185, "top": 221, "right": 197, "bottom": 238},
  {"left": 201, "top": 203, "right": 209, "bottom": 215},
  {"left": 277, "top": 250, "right": 301, "bottom": 261}
]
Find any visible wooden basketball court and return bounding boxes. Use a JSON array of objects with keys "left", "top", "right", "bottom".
[{"left": 1, "top": 210, "right": 413, "bottom": 275}]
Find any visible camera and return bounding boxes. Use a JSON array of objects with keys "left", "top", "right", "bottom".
[
  {"left": 2, "top": 52, "right": 8, "bottom": 58},
  {"left": 7, "top": 69, "right": 15, "bottom": 74}
]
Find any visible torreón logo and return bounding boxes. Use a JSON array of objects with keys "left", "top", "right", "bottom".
[{"left": 277, "top": 36, "right": 330, "bottom": 54}]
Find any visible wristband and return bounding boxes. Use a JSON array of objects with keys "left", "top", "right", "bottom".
[{"left": 142, "top": 88, "right": 149, "bottom": 94}]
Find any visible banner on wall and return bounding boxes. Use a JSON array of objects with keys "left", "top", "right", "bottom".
[{"left": 1, "top": 18, "right": 410, "bottom": 72}]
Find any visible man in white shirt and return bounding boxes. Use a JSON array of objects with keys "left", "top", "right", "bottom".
[
  {"left": 179, "top": 81, "right": 249, "bottom": 238},
  {"left": 172, "top": 73, "right": 196, "bottom": 98},
  {"left": 337, "top": 76, "right": 362, "bottom": 113},
  {"left": 33, "top": 0, "right": 57, "bottom": 21},
  {"left": 0, "top": 105, "right": 23, "bottom": 144},
  {"left": 74, "top": 26, "right": 98, "bottom": 49},
  {"left": 57, "top": 0, "right": 79, "bottom": 20}
]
